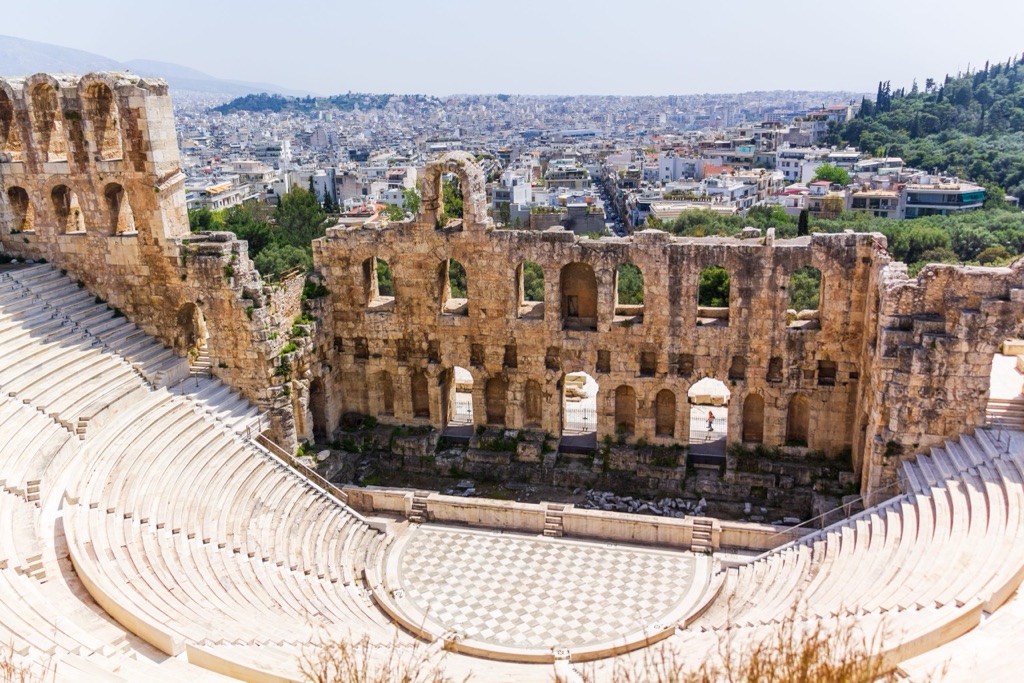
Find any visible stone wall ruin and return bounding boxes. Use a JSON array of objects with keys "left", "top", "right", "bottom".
[{"left": 3, "top": 76, "right": 1024, "bottom": 501}]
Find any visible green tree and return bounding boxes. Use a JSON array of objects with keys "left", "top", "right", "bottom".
[
  {"left": 448, "top": 259, "right": 467, "bottom": 298},
  {"left": 187, "top": 207, "right": 224, "bottom": 232},
  {"left": 812, "top": 163, "right": 851, "bottom": 186},
  {"left": 253, "top": 243, "right": 311, "bottom": 277},
  {"left": 698, "top": 266, "right": 730, "bottom": 307},
  {"left": 384, "top": 204, "right": 405, "bottom": 221},
  {"left": 496, "top": 201, "right": 511, "bottom": 226},
  {"left": 440, "top": 180, "right": 463, "bottom": 225},
  {"left": 376, "top": 259, "right": 394, "bottom": 296},
  {"left": 789, "top": 267, "right": 821, "bottom": 311},
  {"left": 403, "top": 188, "right": 421, "bottom": 215},
  {"left": 798, "top": 209, "right": 810, "bottom": 237},
  {"left": 275, "top": 188, "right": 328, "bottom": 250},
  {"left": 616, "top": 263, "right": 644, "bottom": 305},
  {"left": 522, "top": 261, "right": 544, "bottom": 301}
]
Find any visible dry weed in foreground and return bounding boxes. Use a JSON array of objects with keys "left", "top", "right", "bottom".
[
  {"left": 583, "top": 609, "right": 904, "bottom": 683},
  {"left": 0, "top": 643, "right": 51, "bottom": 683},
  {"left": 299, "top": 631, "right": 469, "bottom": 683}
]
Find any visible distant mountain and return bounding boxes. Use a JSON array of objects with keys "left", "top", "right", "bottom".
[{"left": 0, "top": 35, "right": 313, "bottom": 99}]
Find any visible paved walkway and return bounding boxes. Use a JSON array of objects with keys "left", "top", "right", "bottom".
[
  {"left": 395, "top": 526, "right": 696, "bottom": 650},
  {"left": 990, "top": 353, "right": 1024, "bottom": 400}
]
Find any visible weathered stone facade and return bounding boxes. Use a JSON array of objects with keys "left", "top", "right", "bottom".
[
  {"left": 313, "top": 152, "right": 884, "bottom": 475},
  {"left": 4, "top": 76, "right": 1024, "bottom": 502},
  {"left": 0, "top": 73, "right": 299, "bottom": 444}
]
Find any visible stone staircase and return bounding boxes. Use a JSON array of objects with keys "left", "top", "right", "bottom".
[
  {"left": 409, "top": 490, "right": 430, "bottom": 523},
  {"left": 987, "top": 397, "right": 1024, "bottom": 431},
  {"left": 690, "top": 517, "right": 714, "bottom": 554},
  {"left": 543, "top": 503, "right": 566, "bottom": 538},
  {"left": 189, "top": 343, "right": 213, "bottom": 379}
]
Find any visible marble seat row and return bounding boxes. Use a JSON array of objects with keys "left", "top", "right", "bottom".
[{"left": 690, "top": 426, "right": 1024, "bottom": 673}]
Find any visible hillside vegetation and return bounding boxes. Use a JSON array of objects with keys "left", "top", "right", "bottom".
[{"left": 829, "top": 54, "right": 1024, "bottom": 198}]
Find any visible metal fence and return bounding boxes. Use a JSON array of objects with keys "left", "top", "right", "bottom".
[
  {"left": 563, "top": 401, "right": 597, "bottom": 434},
  {"left": 689, "top": 414, "right": 728, "bottom": 443}
]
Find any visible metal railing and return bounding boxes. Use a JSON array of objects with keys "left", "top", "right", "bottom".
[
  {"left": 563, "top": 402, "right": 597, "bottom": 434},
  {"left": 689, "top": 415, "right": 728, "bottom": 442}
]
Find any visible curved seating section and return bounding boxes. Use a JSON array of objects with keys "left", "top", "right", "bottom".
[
  {"left": 5, "top": 262, "right": 1024, "bottom": 680},
  {"left": 3, "top": 266, "right": 188, "bottom": 388},
  {"left": 673, "top": 426, "right": 1024, "bottom": 669}
]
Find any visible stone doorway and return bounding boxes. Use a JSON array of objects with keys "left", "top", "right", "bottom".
[
  {"left": 687, "top": 377, "right": 730, "bottom": 462},
  {"left": 560, "top": 371, "right": 598, "bottom": 453}
]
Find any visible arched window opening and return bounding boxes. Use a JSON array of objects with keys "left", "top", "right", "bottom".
[
  {"left": 363, "top": 256, "right": 394, "bottom": 311},
  {"left": 788, "top": 266, "right": 822, "bottom": 329},
  {"left": 439, "top": 258, "right": 468, "bottom": 315},
  {"left": 561, "top": 371, "right": 598, "bottom": 451},
  {"left": 655, "top": 389, "right": 676, "bottom": 438},
  {"left": 688, "top": 377, "right": 731, "bottom": 461},
  {"left": 436, "top": 173, "right": 464, "bottom": 229},
  {"left": 786, "top": 393, "right": 811, "bottom": 447},
  {"left": 517, "top": 260, "right": 545, "bottom": 319},
  {"left": 742, "top": 394, "right": 765, "bottom": 443},
  {"left": 0, "top": 90, "right": 24, "bottom": 162},
  {"left": 485, "top": 377, "right": 508, "bottom": 426},
  {"left": 524, "top": 380, "right": 543, "bottom": 428},
  {"left": 104, "top": 183, "right": 135, "bottom": 234},
  {"left": 411, "top": 371, "right": 430, "bottom": 419},
  {"left": 84, "top": 82, "right": 122, "bottom": 161},
  {"left": 614, "top": 263, "right": 644, "bottom": 324},
  {"left": 310, "top": 379, "right": 328, "bottom": 443},
  {"left": 614, "top": 385, "right": 637, "bottom": 436},
  {"left": 52, "top": 185, "right": 84, "bottom": 233},
  {"left": 728, "top": 355, "right": 747, "bottom": 381},
  {"left": 175, "top": 302, "right": 208, "bottom": 355},
  {"left": 29, "top": 83, "right": 67, "bottom": 162},
  {"left": 697, "top": 265, "right": 730, "bottom": 326},
  {"left": 6, "top": 187, "right": 34, "bottom": 233},
  {"left": 378, "top": 371, "right": 395, "bottom": 416},
  {"left": 560, "top": 262, "right": 597, "bottom": 331}
]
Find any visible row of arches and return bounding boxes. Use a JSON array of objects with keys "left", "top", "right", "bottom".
[
  {"left": 0, "top": 79, "right": 123, "bottom": 163},
  {"left": 3, "top": 183, "right": 135, "bottom": 235},
  {"left": 358, "top": 255, "right": 821, "bottom": 327},
  {"left": 314, "top": 364, "right": 815, "bottom": 451}
]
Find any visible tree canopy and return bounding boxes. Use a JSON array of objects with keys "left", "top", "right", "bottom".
[
  {"left": 832, "top": 55, "right": 1024, "bottom": 198},
  {"left": 812, "top": 163, "right": 850, "bottom": 186}
]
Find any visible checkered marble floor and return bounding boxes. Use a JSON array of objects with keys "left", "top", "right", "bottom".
[{"left": 396, "top": 526, "right": 695, "bottom": 649}]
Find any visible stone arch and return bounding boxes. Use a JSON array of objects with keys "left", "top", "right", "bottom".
[
  {"left": 421, "top": 151, "right": 487, "bottom": 228},
  {"left": 309, "top": 378, "right": 328, "bottom": 442},
  {"left": 560, "top": 262, "right": 598, "bottom": 330},
  {"left": 5, "top": 186, "right": 34, "bottom": 233},
  {"left": 51, "top": 184, "right": 84, "bottom": 233},
  {"left": 614, "top": 385, "right": 637, "bottom": 435},
  {"left": 484, "top": 376, "right": 508, "bottom": 425},
  {"left": 615, "top": 262, "right": 644, "bottom": 322},
  {"left": 786, "top": 392, "right": 810, "bottom": 446},
  {"left": 174, "top": 302, "right": 207, "bottom": 356},
  {"left": 655, "top": 388, "right": 676, "bottom": 438},
  {"left": 378, "top": 371, "right": 395, "bottom": 416},
  {"left": 697, "top": 264, "right": 730, "bottom": 325},
  {"left": 81, "top": 78, "right": 122, "bottom": 161},
  {"left": 411, "top": 370, "right": 430, "bottom": 419},
  {"left": 0, "top": 85, "right": 24, "bottom": 162},
  {"left": 28, "top": 79, "right": 67, "bottom": 162},
  {"left": 439, "top": 258, "right": 468, "bottom": 315},
  {"left": 363, "top": 256, "right": 394, "bottom": 308},
  {"left": 789, "top": 265, "right": 823, "bottom": 329},
  {"left": 517, "top": 260, "right": 545, "bottom": 319},
  {"left": 103, "top": 182, "right": 136, "bottom": 234},
  {"left": 742, "top": 393, "right": 765, "bottom": 443},
  {"left": 524, "top": 379, "right": 543, "bottom": 427}
]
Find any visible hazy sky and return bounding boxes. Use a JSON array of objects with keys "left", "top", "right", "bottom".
[{"left": 5, "top": 0, "right": 1024, "bottom": 96}]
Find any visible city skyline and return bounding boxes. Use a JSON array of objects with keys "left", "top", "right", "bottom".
[{"left": 3, "top": 0, "right": 1024, "bottom": 96}]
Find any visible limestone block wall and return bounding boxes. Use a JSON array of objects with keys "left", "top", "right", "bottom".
[
  {"left": 0, "top": 73, "right": 298, "bottom": 446},
  {"left": 860, "top": 261, "right": 1024, "bottom": 501},
  {"left": 313, "top": 153, "right": 886, "bottom": 471}
]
